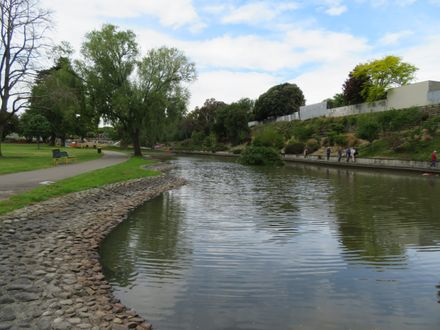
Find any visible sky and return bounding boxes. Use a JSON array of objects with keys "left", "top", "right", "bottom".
[{"left": 40, "top": 0, "right": 440, "bottom": 110}]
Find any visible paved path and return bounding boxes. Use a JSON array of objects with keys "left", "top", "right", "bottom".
[{"left": 0, "top": 150, "right": 128, "bottom": 200}]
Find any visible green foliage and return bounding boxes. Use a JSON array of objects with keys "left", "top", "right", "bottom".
[
  {"left": 29, "top": 56, "right": 90, "bottom": 143},
  {"left": 356, "top": 119, "right": 381, "bottom": 142},
  {"left": 422, "top": 116, "right": 440, "bottom": 134},
  {"left": 214, "top": 99, "right": 251, "bottom": 145},
  {"left": 19, "top": 113, "right": 51, "bottom": 145},
  {"left": 239, "top": 146, "right": 282, "bottom": 166},
  {"left": 284, "top": 141, "right": 305, "bottom": 154},
  {"left": 342, "top": 71, "right": 370, "bottom": 105},
  {"left": 292, "top": 125, "right": 314, "bottom": 141},
  {"left": 326, "top": 93, "right": 346, "bottom": 109},
  {"left": 253, "top": 126, "right": 284, "bottom": 150},
  {"left": 352, "top": 55, "right": 418, "bottom": 102},
  {"left": 254, "top": 83, "right": 305, "bottom": 121}
]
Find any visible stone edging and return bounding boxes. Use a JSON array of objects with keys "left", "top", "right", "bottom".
[{"left": 0, "top": 175, "right": 186, "bottom": 330}]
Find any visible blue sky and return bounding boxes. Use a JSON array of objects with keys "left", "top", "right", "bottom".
[{"left": 42, "top": 0, "right": 440, "bottom": 109}]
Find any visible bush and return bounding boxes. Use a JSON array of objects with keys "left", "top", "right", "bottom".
[
  {"left": 293, "top": 125, "right": 314, "bottom": 141},
  {"left": 239, "top": 146, "right": 283, "bottom": 166},
  {"left": 305, "top": 138, "right": 320, "bottom": 153},
  {"left": 356, "top": 120, "right": 380, "bottom": 142},
  {"left": 284, "top": 141, "right": 305, "bottom": 154},
  {"left": 253, "top": 126, "right": 285, "bottom": 150}
]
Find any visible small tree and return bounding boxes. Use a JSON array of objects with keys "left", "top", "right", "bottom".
[
  {"left": 352, "top": 55, "right": 417, "bottom": 102},
  {"left": 20, "top": 112, "right": 50, "bottom": 148},
  {"left": 254, "top": 83, "right": 305, "bottom": 121}
]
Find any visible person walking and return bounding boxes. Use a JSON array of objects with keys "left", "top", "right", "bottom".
[
  {"left": 345, "top": 147, "right": 351, "bottom": 162},
  {"left": 326, "top": 146, "right": 331, "bottom": 161},
  {"left": 431, "top": 150, "right": 437, "bottom": 168},
  {"left": 303, "top": 146, "right": 309, "bottom": 158},
  {"left": 337, "top": 146, "right": 343, "bottom": 162}
]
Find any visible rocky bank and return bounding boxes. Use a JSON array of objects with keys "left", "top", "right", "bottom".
[{"left": 0, "top": 175, "right": 186, "bottom": 330}]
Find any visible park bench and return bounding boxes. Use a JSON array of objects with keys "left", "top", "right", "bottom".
[{"left": 52, "top": 149, "right": 76, "bottom": 165}]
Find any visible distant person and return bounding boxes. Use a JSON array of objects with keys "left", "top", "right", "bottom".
[
  {"left": 303, "top": 146, "right": 309, "bottom": 158},
  {"left": 353, "top": 147, "right": 358, "bottom": 162},
  {"left": 431, "top": 150, "right": 437, "bottom": 168},
  {"left": 345, "top": 147, "right": 351, "bottom": 162},
  {"left": 326, "top": 146, "right": 331, "bottom": 160},
  {"left": 337, "top": 146, "right": 343, "bottom": 162}
]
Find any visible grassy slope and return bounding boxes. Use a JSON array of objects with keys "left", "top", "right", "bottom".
[
  {"left": 0, "top": 144, "right": 102, "bottom": 175},
  {"left": 264, "top": 107, "right": 440, "bottom": 161},
  {"left": 0, "top": 157, "right": 159, "bottom": 216}
]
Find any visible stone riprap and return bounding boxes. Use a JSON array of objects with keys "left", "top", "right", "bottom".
[{"left": 0, "top": 175, "right": 186, "bottom": 330}]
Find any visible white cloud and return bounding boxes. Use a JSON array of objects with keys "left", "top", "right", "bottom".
[
  {"left": 325, "top": 5, "right": 348, "bottom": 15},
  {"left": 189, "top": 71, "right": 279, "bottom": 109},
  {"left": 402, "top": 35, "right": 440, "bottom": 82},
  {"left": 318, "top": 0, "right": 348, "bottom": 15},
  {"left": 221, "top": 2, "right": 299, "bottom": 24},
  {"left": 378, "top": 30, "right": 413, "bottom": 45}
]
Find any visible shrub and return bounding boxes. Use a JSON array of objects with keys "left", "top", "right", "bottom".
[
  {"left": 239, "top": 146, "right": 283, "bottom": 166},
  {"left": 293, "top": 125, "right": 314, "bottom": 141},
  {"left": 305, "top": 138, "right": 320, "bottom": 153},
  {"left": 252, "top": 126, "right": 285, "bottom": 149},
  {"left": 284, "top": 141, "right": 305, "bottom": 154},
  {"left": 356, "top": 119, "right": 380, "bottom": 142}
]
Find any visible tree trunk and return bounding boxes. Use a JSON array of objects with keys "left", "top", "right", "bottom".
[
  {"left": 49, "top": 134, "right": 56, "bottom": 146},
  {"left": 0, "top": 126, "right": 4, "bottom": 157},
  {"left": 132, "top": 128, "right": 142, "bottom": 157}
]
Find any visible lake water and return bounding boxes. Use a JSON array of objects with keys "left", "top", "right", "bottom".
[{"left": 100, "top": 156, "right": 440, "bottom": 330}]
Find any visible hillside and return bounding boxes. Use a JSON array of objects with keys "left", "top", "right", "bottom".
[{"left": 253, "top": 105, "right": 440, "bottom": 162}]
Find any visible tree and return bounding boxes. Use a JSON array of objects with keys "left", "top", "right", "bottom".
[
  {"left": 352, "top": 55, "right": 418, "bottom": 102},
  {"left": 214, "top": 98, "right": 252, "bottom": 145},
  {"left": 0, "top": 0, "right": 51, "bottom": 156},
  {"left": 20, "top": 111, "right": 50, "bottom": 148},
  {"left": 342, "top": 70, "right": 371, "bottom": 105},
  {"left": 29, "top": 55, "right": 89, "bottom": 145},
  {"left": 325, "top": 93, "right": 346, "bottom": 109},
  {"left": 79, "top": 26, "right": 196, "bottom": 156},
  {"left": 133, "top": 47, "right": 196, "bottom": 153},
  {"left": 254, "top": 83, "right": 305, "bottom": 121}
]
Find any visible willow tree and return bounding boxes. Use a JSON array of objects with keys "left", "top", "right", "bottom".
[
  {"left": 0, "top": 0, "right": 51, "bottom": 156},
  {"left": 79, "top": 25, "right": 196, "bottom": 156}
]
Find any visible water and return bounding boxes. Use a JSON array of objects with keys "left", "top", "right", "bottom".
[{"left": 100, "top": 156, "right": 440, "bottom": 330}]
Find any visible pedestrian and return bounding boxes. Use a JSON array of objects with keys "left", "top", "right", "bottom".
[
  {"left": 431, "top": 150, "right": 437, "bottom": 168},
  {"left": 337, "top": 146, "right": 343, "bottom": 162},
  {"left": 350, "top": 147, "right": 357, "bottom": 163},
  {"left": 326, "top": 146, "right": 331, "bottom": 160},
  {"left": 303, "top": 146, "right": 309, "bottom": 158},
  {"left": 345, "top": 147, "right": 351, "bottom": 162}
]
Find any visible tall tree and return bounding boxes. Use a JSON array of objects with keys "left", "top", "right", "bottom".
[
  {"left": 352, "top": 55, "right": 418, "bottom": 102},
  {"left": 19, "top": 111, "right": 50, "bottom": 148},
  {"left": 0, "top": 0, "right": 51, "bottom": 156},
  {"left": 128, "top": 47, "right": 196, "bottom": 155},
  {"left": 342, "top": 69, "right": 371, "bottom": 105},
  {"left": 29, "top": 55, "right": 88, "bottom": 145},
  {"left": 254, "top": 83, "right": 305, "bottom": 121}
]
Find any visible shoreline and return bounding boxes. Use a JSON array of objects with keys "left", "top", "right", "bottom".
[
  {"left": 0, "top": 174, "right": 185, "bottom": 330},
  {"left": 171, "top": 150, "right": 440, "bottom": 174}
]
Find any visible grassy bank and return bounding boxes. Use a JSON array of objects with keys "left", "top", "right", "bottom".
[
  {"left": 252, "top": 107, "right": 440, "bottom": 161},
  {"left": 0, "top": 143, "right": 102, "bottom": 175},
  {"left": 0, "top": 157, "right": 159, "bottom": 216}
]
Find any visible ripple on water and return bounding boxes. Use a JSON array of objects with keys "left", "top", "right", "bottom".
[{"left": 100, "top": 157, "right": 440, "bottom": 330}]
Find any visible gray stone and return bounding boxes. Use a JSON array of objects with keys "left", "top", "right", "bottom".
[
  {"left": 0, "top": 307, "right": 15, "bottom": 322},
  {"left": 0, "top": 296, "right": 14, "bottom": 304},
  {"left": 37, "top": 318, "right": 52, "bottom": 330},
  {"left": 10, "top": 292, "right": 39, "bottom": 301},
  {"left": 0, "top": 322, "right": 12, "bottom": 330}
]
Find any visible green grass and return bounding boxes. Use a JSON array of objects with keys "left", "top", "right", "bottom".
[
  {"left": 0, "top": 143, "right": 103, "bottom": 175},
  {"left": 0, "top": 157, "right": 159, "bottom": 216}
]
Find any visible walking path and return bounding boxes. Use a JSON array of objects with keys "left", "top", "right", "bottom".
[
  {"left": 173, "top": 150, "right": 440, "bottom": 174},
  {"left": 0, "top": 151, "right": 128, "bottom": 200}
]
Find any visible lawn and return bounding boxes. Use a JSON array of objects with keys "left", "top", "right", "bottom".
[
  {"left": 0, "top": 143, "right": 102, "bottom": 175},
  {"left": 0, "top": 156, "right": 159, "bottom": 216}
]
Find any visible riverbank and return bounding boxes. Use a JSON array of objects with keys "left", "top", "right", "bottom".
[
  {"left": 0, "top": 175, "right": 185, "bottom": 330},
  {"left": 171, "top": 149, "right": 440, "bottom": 174}
]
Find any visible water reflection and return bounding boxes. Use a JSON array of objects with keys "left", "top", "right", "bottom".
[{"left": 100, "top": 157, "right": 440, "bottom": 330}]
